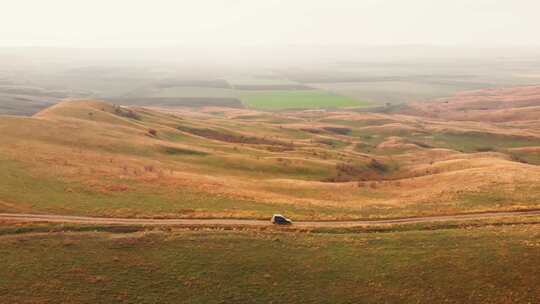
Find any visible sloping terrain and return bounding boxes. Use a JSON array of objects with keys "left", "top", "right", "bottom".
[
  {"left": 0, "top": 96, "right": 539, "bottom": 220},
  {"left": 1, "top": 223, "right": 540, "bottom": 303},
  {"left": 406, "top": 85, "right": 540, "bottom": 122},
  {"left": 400, "top": 85, "right": 540, "bottom": 164}
]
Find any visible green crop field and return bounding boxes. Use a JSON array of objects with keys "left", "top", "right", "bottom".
[{"left": 240, "top": 90, "right": 370, "bottom": 110}]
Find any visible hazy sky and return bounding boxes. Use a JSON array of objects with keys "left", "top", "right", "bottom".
[{"left": 1, "top": 0, "right": 540, "bottom": 48}]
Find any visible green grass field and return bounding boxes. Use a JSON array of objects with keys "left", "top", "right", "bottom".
[
  {"left": 240, "top": 90, "right": 370, "bottom": 110},
  {"left": 1, "top": 223, "right": 539, "bottom": 303}
]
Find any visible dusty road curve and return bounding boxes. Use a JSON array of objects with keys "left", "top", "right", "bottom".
[{"left": 1, "top": 210, "right": 540, "bottom": 227}]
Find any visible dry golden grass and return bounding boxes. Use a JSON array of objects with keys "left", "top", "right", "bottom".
[
  {"left": 408, "top": 84, "right": 540, "bottom": 122},
  {"left": 0, "top": 97, "right": 539, "bottom": 219}
]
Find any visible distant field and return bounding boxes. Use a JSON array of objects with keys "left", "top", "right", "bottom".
[
  {"left": 0, "top": 93, "right": 59, "bottom": 116},
  {"left": 309, "top": 81, "right": 482, "bottom": 105},
  {"left": 143, "top": 86, "right": 237, "bottom": 98},
  {"left": 109, "top": 97, "right": 245, "bottom": 108},
  {"left": 154, "top": 79, "right": 231, "bottom": 89},
  {"left": 240, "top": 90, "right": 370, "bottom": 110},
  {"left": 225, "top": 76, "right": 298, "bottom": 86},
  {"left": 233, "top": 84, "right": 314, "bottom": 90},
  {"left": 1, "top": 223, "right": 540, "bottom": 303}
]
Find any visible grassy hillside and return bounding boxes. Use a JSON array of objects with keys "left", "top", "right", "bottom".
[
  {"left": 1, "top": 222, "right": 539, "bottom": 303},
  {"left": 0, "top": 99, "right": 539, "bottom": 219}
]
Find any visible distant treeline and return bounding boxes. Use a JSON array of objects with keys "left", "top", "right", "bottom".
[{"left": 108, "top": 97, "right": 244, "bottom": 108}]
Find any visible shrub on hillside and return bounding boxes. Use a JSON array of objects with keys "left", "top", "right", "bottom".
[
  {"left": 148, "top": 129, "right": 158, "bottom": 137},
  {"left": 113, "top": 105, "right": 141, "bottom": 120},
  {"left": 475, "top": 146, "right": 495, "bottom": 152},
  {"left": 322, "top": 126, "right": 352, "bottom": 135},
  {"left": 509, "top": 153, "right": 530, "bottom": 164}
]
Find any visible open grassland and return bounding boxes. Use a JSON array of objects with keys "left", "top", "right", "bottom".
[
  {"left": 0, "top": 98, "right": 539, "bottom": 219},
  {"left": 239, "top": 90, "right": 370, "bottom": 110},
  {"left": 104, "top": 79, "right": 372, "bottom": 111},
  {"left": 405, "top": 85, "right": 540, "bottom": 123},
  {"left": 0, "top": 157, "right": 350, "bottom": 219},
  {"left": 5, "top": 57, "right": 540, "bottom": 115},
  {"left": 0, "top": 223, "right": 539, "bottom": 303}
]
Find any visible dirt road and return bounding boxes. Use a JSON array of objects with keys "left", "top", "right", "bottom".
[{"left": 1, "top": 210, "right": 540, "bottom": 228}]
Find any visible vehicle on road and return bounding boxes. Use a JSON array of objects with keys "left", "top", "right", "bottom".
[{"left": 271, "top": 214, "right": 292, "bottom": 225}]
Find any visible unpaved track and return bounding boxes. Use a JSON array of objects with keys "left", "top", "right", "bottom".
[{"left": 1, "top": 210, "right": 540, "bottom": 227}]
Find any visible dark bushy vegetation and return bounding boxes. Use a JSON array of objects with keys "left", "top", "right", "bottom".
[
  {"left": 323, "top": 126, "right": 352, "bottom": 135},
  {"left": 111, "top": 97, "right": 244, "bottom": 108},
  {"left": 368, "top": 159, "right": 389, "bottom": 173},
  {"left": 408, "top": 140, "right": 433, "bottom": 149},
  {"left": 301, "top": 128, "right": 324, "bottom": 134},
  {"left": 160, "top": 145, "right": 208, "bottom": 156},
  {"left": 113, "top": 105, "right": 141, "bottom": 120},
  {"left": 509, "top": 152, "right": 530, "bottom": 164},
  {"left": 177, "top": 126, "right": 293, "bottom": 148},
  {"left": 475, "top": 146, "right": 496, "bottom": 152},
  {"left": 325, "top": 159, "right": 392, "bottom": 182}
]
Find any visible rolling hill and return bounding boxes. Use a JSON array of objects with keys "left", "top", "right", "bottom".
[{"left": 0, "top": 93, "right": 539, "bottom": 220}]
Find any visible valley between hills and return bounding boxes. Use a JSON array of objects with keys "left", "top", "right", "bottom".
[{"left": 1, "top": 85, "right": 539, "bottom": 221}]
